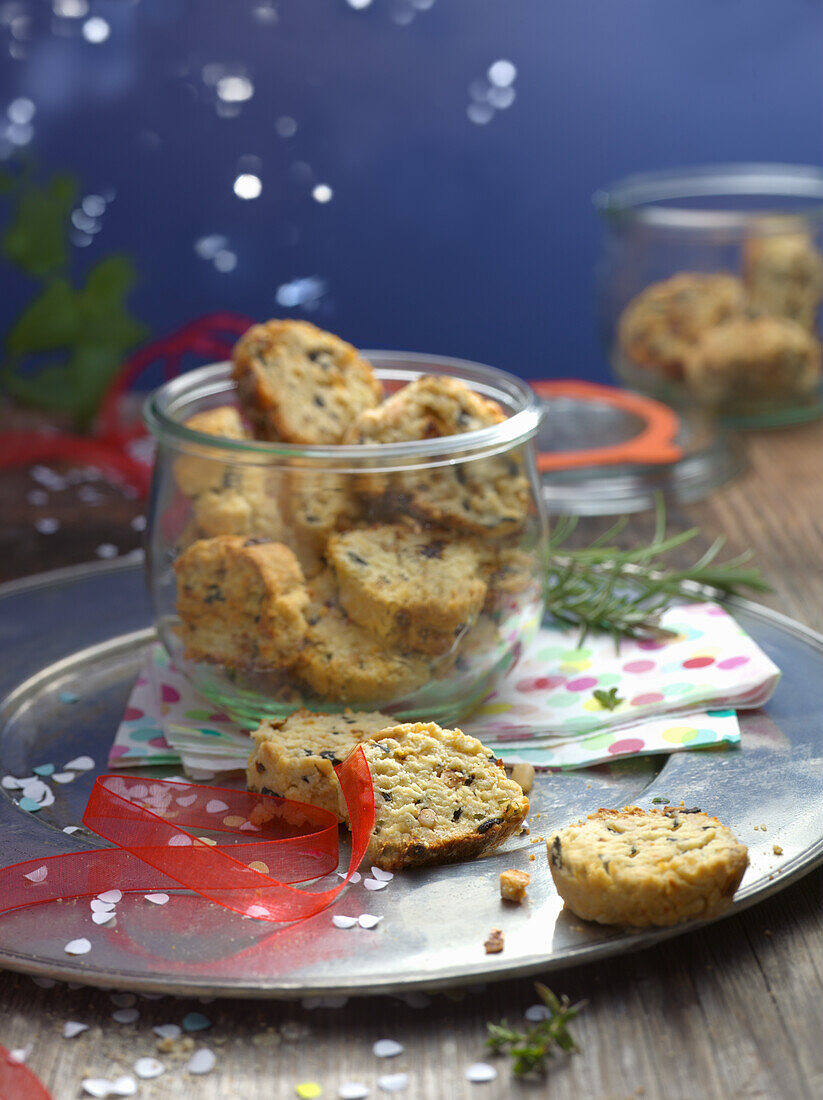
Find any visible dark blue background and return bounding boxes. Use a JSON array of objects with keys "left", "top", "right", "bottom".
[{"left": 1, "top": 0, "right": 821, "bottom": 383}]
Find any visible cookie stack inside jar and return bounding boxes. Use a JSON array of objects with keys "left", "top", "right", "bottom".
[
  {"left": 598, "top": 165, "right": 823, "bottom": 427},
  {"left": 162, "top": 320, "right": 547, "bottom": 726}
]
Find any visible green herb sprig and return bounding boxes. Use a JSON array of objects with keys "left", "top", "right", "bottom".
[
  {"left": 592, "top": 687, "right": 624, "bottom": 711},
  {"left": 546, "top": 499, "right": 770, "bottom": 646},
  {"left": 486, "top": 982, "right": 585, "bottom": 1077}
]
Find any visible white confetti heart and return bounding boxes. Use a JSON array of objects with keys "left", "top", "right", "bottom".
[
  {"left": 9, "top": 1046, "right": 30, "bottom": 1063},
  {"left": 65, "top": 756, "right": 95, "bottom": 771},
  {"left": 370, "top": 866, "right": 394, "bottom": 881},
  {"left": 465, "top": 1062, "right": 497, "bottom": 1083},
  {"left": 24, "top": 866, "right": 48, "bottom": 883},
  {"left": 63, "top": 825, "right": 82, "bottom": 834},
  {"left": 65, "top": 937, "right": 92, "bottom": 955},
  {"left": 332, "top": 914, "right": 358, "bottom": 929},
  {"left": 92, "top": 910, "right": 115, "bottom": 925},
  {"left": 245, "top": 904, "right": 270, "bottom": 919},
  {"left": 108, "top": 1077, "right": 137, "bottom": 1097},
  {"left": 97, "top": 889, "right": 122, "bottom": 904},
  {"left": 240, "top": 820, "right": 260, "bottom": 831},
  {"left": 82, "top": 1080, "right": 111, "bottom": 1098},
  {"left": 91, "top": 899, "right": 116, "bottom": 913},
  {"left": 112, "top": 1008, "right": 139, "bottom": 1024},
  {"left": 52, "top": 772, "right": 76, "bottom": 784},
  {"left": 364, "top": 878, "right": 388, "bottom": 892},
  {"left": 377, "top": 1073, "right": 408, "bottom": 1093},
  {"left": 21, "top": 779, "right": 50, "bottom": 802},
  {"left": 524, "top": 1003, "right": 550, "bottom": 1022},
  {"left": 168, "top": 834, "right": 192, "bottom": 846},
  {"left": 152, "top": 1024, "right": 181, "bottom": 1040},
  {"left": 144, "top": 893, "right": 169, "bottom": 905},
  {"left": 358, "top": 914, "right": 383, "bottom": 930},
  {"left": 134, "top": 1057, "right": 165, "bottom": 1080},
  {"left": 63, "top": 1021, "right": 88, "bottom": 1038},
  {"left": 176, "top": 794, "right": 197, "bottom": 807},
  {"left": 373, "top": 1039, "right": 403, "bottom": 1058},
  {"left": 186, "top": 1048, "right": 216, "bottom": 1075},
  {"left": 206, "top": 799, "right": 229, "bottom": 813},
  {"left": 339, "top": 1084, "right": 370, "bottom": 1100},
  {"left": 1, "top": 775, "right": 24, "bottom": 790},
  {"left": 337, "top": 870, "right": 362, "bottom": 883}
]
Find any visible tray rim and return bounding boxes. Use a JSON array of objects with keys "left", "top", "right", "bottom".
[{"left": 0, "top": 560, "right": 821, "bottom": 999}]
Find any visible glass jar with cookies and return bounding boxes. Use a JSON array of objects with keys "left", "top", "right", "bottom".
[
  {"left": 596, "top": 164, "right": 823, "bottom": 427},
  {"left": 144, "top": 324, "right": 548, "bottom": 727}
]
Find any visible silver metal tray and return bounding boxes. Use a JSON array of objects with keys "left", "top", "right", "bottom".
[{"left": 0, "top": 560, "right": 821, "bottom": 999}]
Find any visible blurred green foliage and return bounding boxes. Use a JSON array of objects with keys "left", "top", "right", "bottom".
[{"left": 0, "top": 162, "right": 148, "bottom": 430}]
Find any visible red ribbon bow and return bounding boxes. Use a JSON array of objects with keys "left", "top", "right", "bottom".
[{"left": 0, "top": 750, "right": 374, "bottom": 923}]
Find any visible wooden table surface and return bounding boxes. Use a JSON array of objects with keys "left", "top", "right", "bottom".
[{"left": 1, "top": 422, "right": 822, "bottom": 1100}]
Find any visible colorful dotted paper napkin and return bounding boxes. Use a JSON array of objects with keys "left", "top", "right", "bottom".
[{"left": 109, "top": 602, "right": 779, "bottom": 774}]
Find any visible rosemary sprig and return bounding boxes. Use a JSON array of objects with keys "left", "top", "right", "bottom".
[
  {"left": 486, "top": 982, "right": 586, "bottom": 1076},
  {"left": 546, "top": 498, "right": 771, "bottom": 645}
]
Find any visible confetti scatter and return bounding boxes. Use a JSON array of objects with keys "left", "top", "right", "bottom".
[
  {"left": 339, "top": 1085, "right": 369, "bottom": 1100},
  {"left": 92, "top": 909, "right": 115, "bottom": 925},
  {"left": 363, "top": 878, "right": 388, "bottom": 892},
  {"left": 34, "top": 517, "right": 60, "bottom": 534},
  {"left": 65, "top": 937, "right": 92, "bottom": 956},
  {"left": 52, "top": 772, "right": 76, "bottom": 783},
  {"left": 63, "top": 1020, "right": 89, "bottom": 1038},
  {"left": 90, "top": 900, "right": 116, "bottom": 914},
  {"left": 465, "top": 1062, "right": 497, "bottom": 1083},
  {"left": 358, "top": 914, "right": 383, "bottom": 929},
  {"left": 377, "top": 1074, "right": 408, "bottom": 1094},
  {"left": 295, "top": 1083, "right": 322, "bottom": 1099},
  {"left": 98, "top": 889, "right": 122, "bottom": 904},
  {"left": 206, "top": 799, "right": 229, "bottom": 813},
  {"left": 24, "top": 866, "right": 48, "bottom": 883},
  {"left": 336, "top": 870, "right": 362, "bottom": 884},
  {"left": 332, "top": 914, "right": 358, "bottom": 929},
  {"left": 63, "top": 825, "right": 82, "bottom": 834},
  {"left": 467, "top": 58, "right": 518, "bottom": 125},
  {"left": 524, "top": 1003, "right": 550, "bottom": 1022},
  {"left": 96, "top": 543, "right": 118, "bottom": 559},
  {"left": 65, "top": 755, "right": 95, "bottom": 771},
  {"left": 186, "top": 1048, "right": 216, "bottom": 1075},
  {"left": 370, "top": 867, "right": 393, "bottom": 882},
  {"left": 10, "top": 1046, "right": 31, "bottom": 1063},
  {"left": 82, "top": 1077, "right": 136, "bottom": 1098},
  {"left": 33, "top": 763, "right": 55, "bottom": 776},
  {"left": 234, "top": 173, "right": 262, "bottom": 200},
  {"left": 182, "top": 1011, "right": 211, "bottom": 1032},
  {"left": 312, "top": 183, "right": 333, "bottom": 204},
  {"left": 276, "top": 275, "right": 327, "bottom": 310},
  {"left": 112, "top": 1008, "right": 140, "bottom": 1025},
  {"left": 152, "top": 1023, "right": 181, "bottom": 1040},
  {"left": 130, "top": 514, "right": 147, "bottom": 531},
  {"left": 134, "top": 1057, "right": 165, "bottom": 1080},
  {"left": 373, "top": 1039, "right": 404, "bottom": 1059},
  {"left": 144, "top": 893, "right": 170, "bottom": 905}
]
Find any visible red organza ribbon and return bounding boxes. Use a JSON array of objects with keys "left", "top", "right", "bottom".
[
  {"left": 0, "top": 750, "right": 374, "bottom": 924},
  {"left": 0, "top": 1046, "right": 53, "bottom": 1100}
]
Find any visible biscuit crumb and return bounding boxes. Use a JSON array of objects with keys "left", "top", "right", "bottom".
[
  {"left": 484, "top": 928, "right": 505, "bottom": 954},
  {"left": 529, "top": 853, "right": 536, "bottom": 862},
  {"left": 499, "top": 868, "right": 530, "bottom": 903},
  {"left": 510, "top": 763, "right": 535, "bottom": 794},
  {"left": 772, "top": 844, "right": 783, "bottom": 856}
]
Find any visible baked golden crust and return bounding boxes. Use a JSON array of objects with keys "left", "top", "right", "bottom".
[
  {"left": 547, "top": 805, "right": 749, "bottom": 927},
  {"left": 327, "top": 523, "right": 487, "bottom": 656},
  {"left": 744, "top": 229, "right": 823, "bottom": 330},
  {"left": 246, "top": 707, "right": 393, "bottom": 822},
  {"left": 232, "top": 319, "right": 383, "bottom": 444},
  {"left": 683, "top": 315, "right": 822, "bottom": 406},
  {"left": 361, "top": 722, "right": 529, "bottom": 871},
  {"left": 173, "top": 405, "right": 250, "bottom": 499},
  {"left": 618, "top": 273, "right": 746, "bottom": 380},
  {"left": 174, "top": 535, "right": 308, "bottom": 669}
]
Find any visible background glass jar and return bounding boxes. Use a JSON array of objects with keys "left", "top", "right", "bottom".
[
  {"left": 595, "top": 164, "right": 823, "bottom": 428},
  {"left": 144, "top": 353, "right": 548, "bottom": 727}
]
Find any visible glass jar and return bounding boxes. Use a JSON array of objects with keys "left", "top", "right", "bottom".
[
  {"left": 144, "top": 352, "right": 548, "bottom": 727},
  {"left": 595, "top": 164, "right": 823, "bottom": 427}
]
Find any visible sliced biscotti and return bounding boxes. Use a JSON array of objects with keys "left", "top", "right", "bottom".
[
  {"left": 232, "top": 319, "right": 383, "bottom": 444},
  {"left": 295, "top": 571, "right": 430, "bottom": 704},
  {"left": 247, "top": 708, "right": 393, "bottom": 822},
  {"left": 327, "top": 523, "right": 487, "bottom": 656},
  {"left": 174, "top": 405, "right": 250, "bottom": 498},
  {"left": 174, "top": 535, "right": 308, "bottom": 669},
  {"left": 360, "top": 722, "right": 529, "bottom": 871},
  {"left": 547, "top": 806, "right": 749, "bottom": 928},
  {"left": 284, "top": 473, "right": 363, "bottom": 578},
  {"left": 344, "top": 374, "right": 506, "bottom": 444}
]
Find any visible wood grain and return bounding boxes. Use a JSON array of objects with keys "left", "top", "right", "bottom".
[{"left": 1, "top": 426, "right": 822, "bottom": 1100}]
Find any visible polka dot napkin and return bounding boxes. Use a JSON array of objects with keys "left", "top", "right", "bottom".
[{"left": 109, "top": 602, "right": 779, "bottom": 773}]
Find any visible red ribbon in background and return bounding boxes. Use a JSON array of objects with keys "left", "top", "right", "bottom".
[
  {"left": 0, "top": 1046, "right": 53, "bottom": 1100},
  {"left": 0, "top": 749, "right": 374, "bottom": 924}
]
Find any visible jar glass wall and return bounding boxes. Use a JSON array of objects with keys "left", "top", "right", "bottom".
[
  {"left": 596, "top": 164, "right": 823, "bottom": 427},
  {"left": 144, "top": 354, "right": 548, "bottom": 727}
]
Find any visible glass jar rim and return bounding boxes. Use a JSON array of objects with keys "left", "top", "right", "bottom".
[
  {"left": 143, "top": 352, "right": 543, "bottom": 461},
  {"left": 593, "top": 162, "right": 823, "bottom": 232}
]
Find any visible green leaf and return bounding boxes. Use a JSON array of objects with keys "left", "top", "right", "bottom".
[
  {"left": 5, "top": 278, "right": 80, "bottom": 355},
  {"left": 1, "top": 172, "right": 77, "bottom": 277},
  {"left": 2, "top": 360, "right": 85, "bottom": 413}
]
